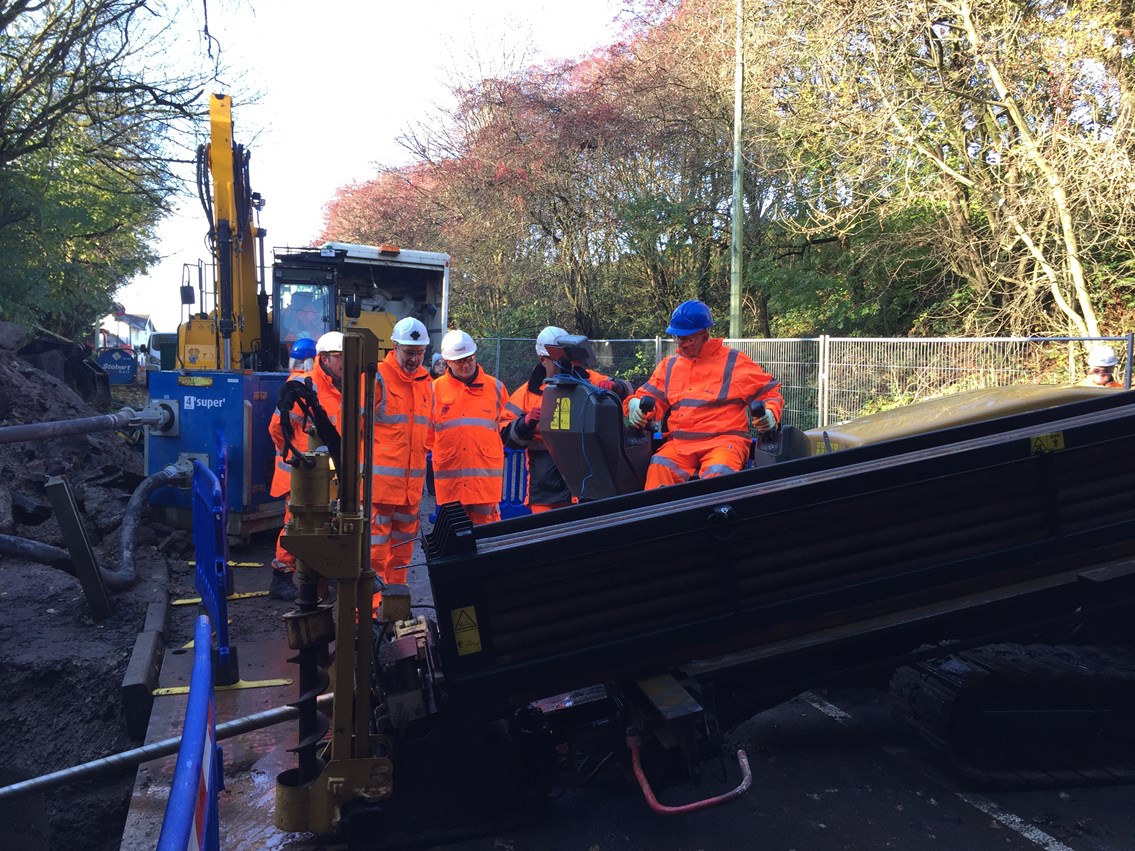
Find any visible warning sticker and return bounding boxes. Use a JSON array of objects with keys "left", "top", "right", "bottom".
[
  {"left": 549, "top": 396, "right": 571, "bottom": 430},
  {"left": 451, "top": 605, "right": 483, "bottom": 656},
  {"left": 1030, "top": 432, "right": 1065, "bottom": 454}
]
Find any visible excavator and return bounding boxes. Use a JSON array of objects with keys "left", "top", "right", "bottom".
[
  {"left": 144, "top": 94, "right": 450, "bottom": 538},
  {"left": 269, "top": 333, "right": 1135, "bottom": 845}
]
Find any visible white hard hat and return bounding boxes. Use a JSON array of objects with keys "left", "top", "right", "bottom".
[
  {"left": 441, "top": 329, "right": 477, "bottom": 360},
  {"left": 316, "top": 331, "right": 344, "bottom": 353},
  {"left": 391, "top": 317, "right": 428, "bottom": 345},
  {"left": 1088, "top": 346, "right": 1119, "bottom": 368},
  {"left": 535, "top": 326, "right": 569, "bottom": 358}
]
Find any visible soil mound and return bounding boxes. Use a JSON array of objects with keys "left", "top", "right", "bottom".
[{"left": 0, "top": 322, "right": 188, "bottom": 851}]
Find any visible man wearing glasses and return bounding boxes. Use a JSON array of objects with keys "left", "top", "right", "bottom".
[
  {"left": 430, "top": 329, "right": 508, "bottom": 525},
  {"left": 369, "top": 317, "right": 434, "bottom": 613},
  {"left": 1081, "top": 346, "right": 1123, "bottom": 388},
  {"left": 624, "top": 300, "right": 784, "bottom": 489}
]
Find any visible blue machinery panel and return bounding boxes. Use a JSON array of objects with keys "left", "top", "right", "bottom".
[{"left": 146, "top": 370, "right": 287, "bottom": 536}]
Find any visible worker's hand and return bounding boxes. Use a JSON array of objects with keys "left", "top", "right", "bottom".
[
  {"left": 593, "top": 378, "right": 616, "bottom": 392},
  {"left": 627, "top": 397, "right": 652, "bottom": 428},
  {"left": 525, "top": 406, "right": 541, "bottom": 426},
  {"left": 755, "top": 408, "right": 777, "bottom": 433}
]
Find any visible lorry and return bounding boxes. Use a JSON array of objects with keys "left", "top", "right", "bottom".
[{"left": 144, "top": 93, "right": 450, "bottom": 537}]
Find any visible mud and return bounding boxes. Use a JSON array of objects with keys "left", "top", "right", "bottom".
[{"left": 0, "top": 323, "right": 188, "bottom": 851}]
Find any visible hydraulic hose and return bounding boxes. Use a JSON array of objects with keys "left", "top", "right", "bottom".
[
  {"left": 0, "top": 535, "right": 75, "bottom": 572},
  {"left": 0, "top": 463, "right": 190, "bottom": 592},
  {"left": 115, "top": 464, "right": 191, "bottom": 590},
  {"left": 0, "top": 406, "right": 172, "bottom": 445}
]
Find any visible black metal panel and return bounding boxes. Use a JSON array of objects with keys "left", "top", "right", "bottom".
[{"left": 426, "top": 393, "right": 1135, "bottom": 719}]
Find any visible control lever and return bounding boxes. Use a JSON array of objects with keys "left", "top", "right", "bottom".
[{"left": 749, "top": 399, "right": 780, "bottom": 456}]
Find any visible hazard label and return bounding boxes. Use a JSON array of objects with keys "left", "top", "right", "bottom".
[
  {"left": 549, "top": 396, "right": 571, "bottom": 430},
  {"left": 1030, "top": 432, "right": 1065, "bottom": 454},
  {"left": 450, "top": 605, "right": 483, "bottom": 656}
]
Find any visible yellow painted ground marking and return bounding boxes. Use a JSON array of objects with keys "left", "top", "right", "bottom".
[
  {"left": 153, "top": 678, "right": 292, "bottom": 696},
  {"left": 171, "top": 590, "right": 269, "bottom": 606},
  {"left": 187, "top": 560, "right": 263, "bottom": 568},
  {"left": 451, "top": 605, "right": 483, "bottom": 656}
]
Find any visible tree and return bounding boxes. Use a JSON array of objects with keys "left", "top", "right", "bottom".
[
  {"left": 750, "top": 0, "right": 1135, "bottom": 336},
  {"left": 0, "top": 0, "right": 205, "bottom": 337}
]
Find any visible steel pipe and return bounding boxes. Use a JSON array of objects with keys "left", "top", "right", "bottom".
[{"left": 0, "top": 694, "right": 333, "bottom": 801}]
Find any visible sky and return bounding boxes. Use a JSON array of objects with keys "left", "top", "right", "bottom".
[{"left": 117, "top": 0, "right": 629, "bottom": 332}]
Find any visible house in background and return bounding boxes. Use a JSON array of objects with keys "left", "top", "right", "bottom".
[{"left": 99, "top": 308, "right": 156, "bottom": 354}]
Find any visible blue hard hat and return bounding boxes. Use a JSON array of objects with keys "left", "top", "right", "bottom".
[
  {"left": 290, "top": 337, "right": 317, "bottom": 359},
  {"left": 665, "top": 300, "right": 714, "bottom": 336}
]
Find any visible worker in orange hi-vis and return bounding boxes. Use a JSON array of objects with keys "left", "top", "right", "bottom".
[
  {"left": 625, "top": 300, "right": 784, "bottom": 489},
  {"left": 267, "top": 331, "right": 344, "bottom": 601},
  {"left": 287, "top": 337, "right": 316, "bottom": 377},
  {"left": 501, "top": 325, "right": 632, "bottom": 512},
  {"left": 430, "top": 329, "right": 509, "bottom": 525},
  {"left": 368, "top": 317, "right": 434, "bottom": 614}
]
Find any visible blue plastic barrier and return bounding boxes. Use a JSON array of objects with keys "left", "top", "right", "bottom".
[
  {"left": 428, "top": 448, "right": 531, "bottom": 522},
  {"left": 190, "top": 459, "right": 232, "bottom": 675},
  {"left": 156, "top": 615, "right": 222, "bottom": 851},
  {"left": 499, "top": 448, "right": 530, "bottom": 520}
]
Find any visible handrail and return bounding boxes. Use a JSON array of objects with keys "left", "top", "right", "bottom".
[{"left": 157, "top": 615, "right": 221, "bottom": 851}]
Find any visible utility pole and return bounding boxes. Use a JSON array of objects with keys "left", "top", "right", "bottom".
[{"left": 730, "top": 0, "right": 744, "bottom": 338}]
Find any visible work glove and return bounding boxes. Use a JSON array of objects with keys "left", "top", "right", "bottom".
[
  {"left": 525, "top": 406, "right": 541, "bottom": 426},
  {"left": 755, "top": 408, "right": 777, "bottom": 433},
  {"left": 627, "top": 397, "right": 651, "bottom": 428},
  {"left": 593, "top": 378, "right": 616, "bottom": 392}
]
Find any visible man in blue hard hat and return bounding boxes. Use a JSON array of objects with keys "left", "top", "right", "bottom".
[
  {"left": 288, "top": 337, "right": 316, "bottom": 376},
  {"left": 624, "top": 300, "right": 784, "bottom": 488}
]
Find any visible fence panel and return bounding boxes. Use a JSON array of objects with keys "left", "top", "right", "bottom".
[
  {"left": 470, "top": 334, "right": 1132, "bottom": 431},
  {"left": 821, "top": 335, "right": 1132, "bottom": 426}
]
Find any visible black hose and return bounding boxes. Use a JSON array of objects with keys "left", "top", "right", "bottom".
[
  {"left": 0, "top": 464, "right": 189, "bottom": 593},
  {"left": 115, "top": 464, "right": 190, "bottom": 591},
  {"left": 0, "top": 407, "right": 171, "bottom": 445},
  {"left": 0, "top": 535, "right": 76, "bottom": 574}
]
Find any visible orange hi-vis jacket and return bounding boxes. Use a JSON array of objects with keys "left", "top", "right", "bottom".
[
  {"left": 269, "top": 360, "right": 343, "bottom": 498},
  {"left": 371, "top": 351, "right": 433, "bottom": 506},
  {"left": 628, "top": 338, "right": 784, "bottom": 451},
  {"left": 431, "top": 366, "right": 508, "bottom": 506}
]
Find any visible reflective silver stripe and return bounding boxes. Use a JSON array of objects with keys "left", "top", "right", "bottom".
[
  {"left": 375, "top": 372, "right": 387, "bottom": 419},
  {"left": 413, "top": 414, "right": 430, "bottom": 426},
  {"left": 372, "top": 510, "right": 394, "bottom": 524},
  {"left": 718, "top": 348, "right": 739, "bottom": 399},
  {"left": 376, "top": 412, "right": 410, "bottom": 424},
  {"left": 648, "top": 455, "right": 692, "bottom": 481},
  {"left": 372, "top": 465, "right": 427, "bottom": 478},
  {"left": 662, "top": 355, "right": 679, "bottom": 397},
  {"left": 671, "top": 398, "right": 744, "bottom": 409},
  {"left": 392, "top": 510, "right": 418, "bottom": 523},
  {"left": 276, "top": 459, "right": 291, "bottom": 473},
  {"left": 371, "top": 531, "right": 392, "bottom": 545},
  {"left": 434, "top": 467, "right": 503, "bottom": 478},
  {"left": 671, "top": 429, "right": 750, "bottom": 441},
  {"left": 505, "top": 401, "right": 526, "bottom": 417},
  {"left": 435, "top": 417, "right": 499, "bottom": 431},
  {"left": 391, "top": 529, "right": 418, "bottom": 542},
  {"left": 702, "top": 464, "right": 738, "bottom": 477},
  {"left": 747, "top": 378, "right": 782, "bottom": 401},
  {"left": 466, "top": 503, "right": 498, "bottom": 515},
  {"left": 641, "top": 382, "right": 666, "bottom": 401}
]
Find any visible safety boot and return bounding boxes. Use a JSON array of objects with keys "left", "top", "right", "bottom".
[{"left": 269, "top": 564, "right": 298, "bottom": 602}]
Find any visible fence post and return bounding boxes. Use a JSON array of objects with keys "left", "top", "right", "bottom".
[{"left": 818, "top": 335, "right": 829, "bottom": 428}]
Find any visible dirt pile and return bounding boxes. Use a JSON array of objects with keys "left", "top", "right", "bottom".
[{"left": 0, "top": 322, "right": 189, "bottom": 851}]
